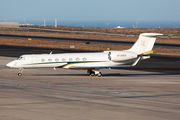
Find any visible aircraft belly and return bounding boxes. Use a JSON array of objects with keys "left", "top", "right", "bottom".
[
  {"left": 66, "top": 61, "right": 125, "bottom": 69},
  {"left": 37, "top": 63, "right": 66, "bottom": 68},
  {"left": 20, "top": 62, "right": 66, "bottom": 68}
]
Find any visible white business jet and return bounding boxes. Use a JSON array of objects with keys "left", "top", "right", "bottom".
[{"left": 6, "top": 33, "right": 164, "bottom": 77}]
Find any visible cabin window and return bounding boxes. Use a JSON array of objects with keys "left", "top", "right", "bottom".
[
  {"left": 69, "top": 58, "right": 73, "bottom": 61},
  {"left": 48, "top": 58, "right": 52, "bottom": 62},
  {"left": 62, "top": 58, "right": 66, "bottom": 62},
  {"left": 82, "top": 58, "right": 87, "bottom": 61},
  {"left": 76, "top": 58, "right": 80, "bottom": 61},
  {"left": 41, "top": 59, "right": 45, "bottom": 62},
  {"left": 55, "top": 58, "right": 59, "bottom": 62}
]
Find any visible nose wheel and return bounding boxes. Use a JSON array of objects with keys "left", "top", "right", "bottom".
[
  {"left": 17, "top": 73, "right": 22, "bottom": 77},
  {"left": 17, "top": 68, "right": 24, "bottom": 77}
]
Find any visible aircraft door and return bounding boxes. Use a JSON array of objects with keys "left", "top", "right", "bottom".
[{"left": 32, "top": 57, "right": 38, "bottom": 66}]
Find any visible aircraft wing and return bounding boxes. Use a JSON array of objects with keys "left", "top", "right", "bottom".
[
  {"left": 67, "top": 65, "right": 132, "bottom": 69},
  {"left": 62, "top": 56, "right": 143, "bottom": 69}
]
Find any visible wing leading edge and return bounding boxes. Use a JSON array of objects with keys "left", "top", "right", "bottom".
[{"left": 62, "top": 56, "right": 143, "bottom": 69}]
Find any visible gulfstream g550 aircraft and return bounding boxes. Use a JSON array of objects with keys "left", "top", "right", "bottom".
[{"left": 6, "top": 33, "right": 164, "bottom": 77}]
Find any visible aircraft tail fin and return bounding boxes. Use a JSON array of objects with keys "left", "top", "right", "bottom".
[{"left": 127, "top": 33, "right": 164, "bottom": 55}]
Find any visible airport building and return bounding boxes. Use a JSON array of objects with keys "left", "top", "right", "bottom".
[{"left": 0, "top": 22, "right": 19, "bottom": 28}]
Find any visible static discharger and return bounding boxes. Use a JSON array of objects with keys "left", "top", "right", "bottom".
[{"left": 28, "top": 38, "right": 32, "bottom": 41}]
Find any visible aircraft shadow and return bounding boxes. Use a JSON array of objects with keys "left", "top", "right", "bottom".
[
  {"left": 119, "top": 93, "right": 180, "bottom": 99},
  {"left": 102, "top": 73, "right": 172, "bottom": 77},
  {"left": 33, "top": 74, "right": 87, "bottom": 77},
  {"left": 32, "top": 73, "right": 172, "bottom": 77}
]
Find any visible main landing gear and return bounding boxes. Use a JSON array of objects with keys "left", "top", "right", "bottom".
[
  {"left": 17, "top": 68, "right": 24, "bottom": 77},
  {"left": 87, "top": 69, "right": 102, "bottom": 77}
]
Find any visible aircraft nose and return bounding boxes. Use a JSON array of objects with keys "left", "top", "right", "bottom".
[{"left": 6, "top": 61, "right": 15, "bottom": 67}]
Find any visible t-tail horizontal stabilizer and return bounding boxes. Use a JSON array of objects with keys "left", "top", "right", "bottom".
[{"left": 127, "top": 33, "right": 164, "bottom": 55}]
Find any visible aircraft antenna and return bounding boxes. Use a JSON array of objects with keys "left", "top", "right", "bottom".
[
  {"left": 107, "top": 23, "right": 109, "bottom": 28},
  {"left": 44, "top": 19, "right": 46, "bottom": 27},
  {"left": 24, "top": 18, "right": 26, "bottom": 25},
  {"left": 55, "top": 19, "right": 57, "bottom": 28},
  {"left": 136, "top": 22, "right": 138, "bottom": 28}
]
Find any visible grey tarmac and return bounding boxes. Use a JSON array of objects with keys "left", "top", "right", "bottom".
[{"left": 0, "top": 56, "right": 180, "bottom": 120}]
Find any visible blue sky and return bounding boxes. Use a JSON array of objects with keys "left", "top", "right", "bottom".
[{"left": 0, "top": 0, "right": 180, "bottom": 22}]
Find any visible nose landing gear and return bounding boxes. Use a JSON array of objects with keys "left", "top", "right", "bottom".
[{"left": 17, "top": 68, "right": 24, "bottom": 77}]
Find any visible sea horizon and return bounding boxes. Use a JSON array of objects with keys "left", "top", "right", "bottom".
[{"left": 0, "top": 20, "right": 180, "bottom": 28}]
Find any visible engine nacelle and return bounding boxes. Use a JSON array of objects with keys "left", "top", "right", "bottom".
[{"left": 106, "top": 51, "right": 137, "bottom": 62}]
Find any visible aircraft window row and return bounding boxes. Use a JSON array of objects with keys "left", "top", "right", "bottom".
[
  {"left": 41, "top": 58, "right": 87, "bottom": 62},
  {"left": 55, "top": 58, "right": 59, "bottom": 62},
  {"left": 41, "top": 59, "right": 45, "bottom": 62},
  {"left": 82, "top": 58, "right": 87, "bottom": 61},
  {"left": 69, "top": 58, "right": 73, "bottom": 61},
  {"left": 48, "top": 58, "right": 52, "bottom": 62},
  {"left": 17, "top": 56, "right": 25, "bottom": 60},
  {"left": 76, "top": 58, "right": 80, "bottom": 61},
  {"left": 62, "top": 58, "right": 66, "bottom": 62}
]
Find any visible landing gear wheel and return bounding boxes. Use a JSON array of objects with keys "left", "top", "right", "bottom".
[
  {"left": 97, "top": 72, "right": 102, "bottom": 77},
  {"left": 87, "top": 69, "right": 102, "bottom": 77},
  {"left": 17, "top": 73, "right": 22, "bottom": 77},
  {"left": 90, "top": 71, "right": 95, "bottom": 76}
]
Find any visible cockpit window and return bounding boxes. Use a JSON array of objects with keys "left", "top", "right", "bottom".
[{"left": 16, "top": 56, "right": 25, "bottom": 60}]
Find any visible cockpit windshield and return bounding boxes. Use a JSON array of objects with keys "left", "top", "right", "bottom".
[{"left": 16, "top": 56, "right": 25, "bottom": 60}]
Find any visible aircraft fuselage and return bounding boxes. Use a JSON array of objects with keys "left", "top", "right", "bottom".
[{"left": 7, "top": 51, "right": 138, "bottom": 69}]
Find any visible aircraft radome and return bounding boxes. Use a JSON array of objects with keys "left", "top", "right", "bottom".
[{"left": 6, "top": 33, "right": 164, "bottom": 77}]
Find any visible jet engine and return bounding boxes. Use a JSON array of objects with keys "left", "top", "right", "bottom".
[{"left": 106, "top": 51, "right": 137, "bottom": 62}]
